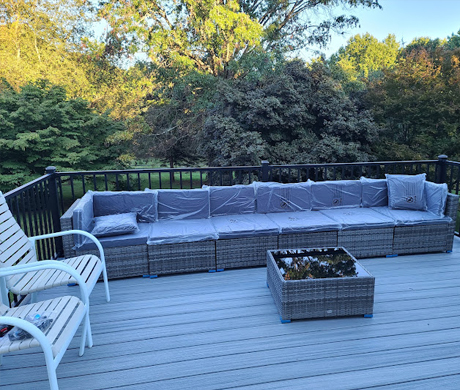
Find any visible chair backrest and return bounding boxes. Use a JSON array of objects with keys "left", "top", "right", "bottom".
[{"left": 0, "top": 192, "right": 36, "bottom": 271}]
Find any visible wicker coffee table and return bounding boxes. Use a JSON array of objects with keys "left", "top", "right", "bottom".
[{"left": 267, "top": 247, "right": 375, "bottom": 323}]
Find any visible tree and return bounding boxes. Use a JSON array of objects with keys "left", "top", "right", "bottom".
[
  {"left": 0, "top": 0, "right": 95, "bottom": 95},
  {"left": 365, "top": 40, "right": 460, "bottom": 160},
  {"left": 328, "top": 33, "right": 400, "bottom": 91},
  {"left": 0, "top": 80, "right": 125, "bottom": 191},
  {"left": 99, "top": 0, "right": 381, "bottom": 78},
  {"left": 200, "top": 59, "right": 378, "bottom": 167}
]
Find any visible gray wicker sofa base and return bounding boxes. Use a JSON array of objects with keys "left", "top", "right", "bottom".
[{"left": 59, "top": 176, "right": 459, "bottom": 280}]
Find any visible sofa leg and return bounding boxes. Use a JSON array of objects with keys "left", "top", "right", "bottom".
[
  {"left": 386, "top": 254, "right": 398, "bottom": 258},
  {"left": 364, "top": 314, "right": 373, "bottom": 318},
  {"left": 280, "top": 317, "right": 291, "bottom": 324},
  {"left": 217, "top": 268, "right": 225, "bottom": 272},
  {"left": 150, "top": 275, "right": 158, "bottom": 279}
]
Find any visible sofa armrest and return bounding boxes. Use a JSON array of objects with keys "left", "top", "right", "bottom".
[
  {"left": 445, "top": 193, "right": 459, "bottom": 222},
  {"left": 60, "top": 198, "right": 80, "bottom": 258}
]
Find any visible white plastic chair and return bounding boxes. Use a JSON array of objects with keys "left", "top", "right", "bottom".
[
  {"left": 0, "top": 261, "right": 92, "bottom": 390},
  {"left": 0, "top": 192, "right": 110, "bottom": 305}
]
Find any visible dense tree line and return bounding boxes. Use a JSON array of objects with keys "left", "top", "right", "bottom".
[{"left": 1, "top": 0, "right": 460, "bottom": 192}]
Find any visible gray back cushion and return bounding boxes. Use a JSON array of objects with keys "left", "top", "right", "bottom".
[
  {"left": 311, "top": 180, "right": 362, "bottom": 210},
  {"left": 255, "top": 182, "right": 311, "bottom": 213},
  {"left": 361, "top": 177, "right": 388, "bottom": 207},
  {"left": 206, "top": 184, "right": 255, "bottom": 216},
  {"left": 157, "top": 189, "right": 210, "bottom": 220},
  {"left": 425, "top": 181, "right": 448, "bottom": 216},
  {"left": 93, "top": 191, "right": 157, "bottom": 222}
]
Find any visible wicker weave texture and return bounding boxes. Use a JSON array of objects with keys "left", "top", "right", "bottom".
[
  {"left": 215, "top": 235, "right": 278, "bottom": 269},
  {"left": 393, "top": 224, "right": 449, "bottom": 254},
  {"left": 75, "top": 245, "right": 148, "bottom": 279},
  {"left": 267, "top": 250, "right": 375, "bottom": 321},
  {"left": 278, "top": 231, "right": 337, "bottom": 251},
  {"left": 338, "top": 227, "right": 394, "bottom": 258},
  {"left": 148, "top": 241, "right": 216, "bottom": 275},
  {"left": 60, "top": 200, "right": 80, "bottom": 259}
]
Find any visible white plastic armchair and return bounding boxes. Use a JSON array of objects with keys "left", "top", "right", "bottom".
[
  {"left": 0, "top": 261, "right": 92, "bottom": 390},
  {"left": 0, "top": 192, "right": 110, "bottom": 306}
]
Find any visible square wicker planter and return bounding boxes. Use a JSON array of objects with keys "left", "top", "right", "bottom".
[{"left": 267, "top": 247, "right": 375, "bottom": 323}]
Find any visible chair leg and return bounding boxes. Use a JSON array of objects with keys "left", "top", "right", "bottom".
[
  {"left": 43, "top": 348, "right": 59, "bottom": 390},
  {"left": 85, "top": 315, "right": 93, "bottom": 348},
  {"left": 102, "top": 268, "right": 110, "bottom": 302}
]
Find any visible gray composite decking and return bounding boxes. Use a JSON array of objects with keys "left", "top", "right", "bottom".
[{"left": 2, "top": 238, "right": 460, "bottom": 389}]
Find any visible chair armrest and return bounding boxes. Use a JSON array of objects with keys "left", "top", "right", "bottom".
[
  {"left": 0, "top": 261, "right": 89, "bottom": 306},
  {"left": 28, "top": 230, "right": 105, "bottom": 267}
]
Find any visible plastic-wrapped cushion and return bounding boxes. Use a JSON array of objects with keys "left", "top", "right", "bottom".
[
  {"left": 79, "top": 223, "right": 150, "bottom": 250},
  {"left": 267, "top": 211, "right": 341, "bottom": 234},
  {"left": 386, "top": 173, "right": 427, "bottom": 211},
  {"left": 210, "top": 214, "right": 279, "bottom": 239},
  {"left": 360, "top": 177, "right": 388, "bottom": 207},
  {"left": 425, "top": 181, "right": 448, "bottom": 216},
  {"left": 73, "top": 191, "right": 94, "bottom": 248},
  {"left": 91, "top": 212, "right": 139, "bottom": 237},
  {"left": 156, "top": 189, "right": 210, "bottom": 220},
  {"left": 319, "top": 208, "right": 395, "bottom": 230},
  {"left": 255, "top": 181, "right": 311, "bottom": 213},
  {"left": 371, "top": 206, "right": 451, "bottom": 226},
  {"left": 204, "top": 184, "right": 255, "bottom": 216},
  {"left": 311, "top": 180, "right": 362, "bottom": 210},
  {"left": 93, "top": 191, "right": 157, "bottom": 222},
  {"left": 147, "top": 219, "right": 218, "bottom": 245}
]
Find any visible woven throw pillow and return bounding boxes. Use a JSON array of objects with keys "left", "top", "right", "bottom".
[
  {"left": 91, "top": 212, "right": 139, "bottom": 237},
  {"left": 386, "top": 173, "right": 427, "bottom": 211}
]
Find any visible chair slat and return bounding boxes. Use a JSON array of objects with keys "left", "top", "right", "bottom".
[
  {"left": 0, "top": 217, "right": 18, "bottom": 241},
  {"left": 1, "top": 236, "right": 34, "bottom": 268},
  {"left": 0, "top": 228, "right": 29, "bottom": 255}
]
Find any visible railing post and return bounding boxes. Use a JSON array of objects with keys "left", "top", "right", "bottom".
[
  {"left": 46, "top": 166, "right": 64, "bottom": 257},
  {"left": 436, "top": 155, "right": 448, "bottom": 184},
  {"left": 261, "top": 160, "right": 270, "bottom": 182}
]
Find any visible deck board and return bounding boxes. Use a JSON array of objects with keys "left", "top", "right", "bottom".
[{"left": 2, "top": 239, "right": 460, "bottom": 389}]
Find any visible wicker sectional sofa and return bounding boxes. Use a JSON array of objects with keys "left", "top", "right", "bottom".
[{"left": 60, "top": 175, "right": 459, "bottom": 279}]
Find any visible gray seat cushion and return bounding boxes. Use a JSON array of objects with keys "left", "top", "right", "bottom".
[
  {"left": 210, "top": 214, "right": 279, "bottom": 239},
  {"left": 320, "top": 208, "right": 395, "bottom": 230},
  {"left": 267, "top": 211, "right": 340, "bottom": 234},
  {"left": 79, "top": 223, "right": 150, "bottom": 250},
  {"left": 371, "top": 207, "right": 451, "bottom": 226},
  {"left": 147, "top": 219, "right": 218, "bottom": 245}
]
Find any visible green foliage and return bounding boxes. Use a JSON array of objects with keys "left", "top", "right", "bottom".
[
  {"left": 329, "top": 33, "right": 400, "bottom": 92},
  {"left": 201, "top": 59, "right": 378, "bottom": 166},
  {"left": 98, "top": 0, "right": 380, "bottom": 77},
  {"left": 365, "top": 40, "right": 460, "bottom": 160},
  {"left": 0, "top": 80, "right": 125, "bottom": 192},
  {"left": 0, "top": 0, "right": 94, "bottom": 95}
]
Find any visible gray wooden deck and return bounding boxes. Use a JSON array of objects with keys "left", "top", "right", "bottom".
[{"left": 2, "top": 238, "right": 460, "bottom": 389}]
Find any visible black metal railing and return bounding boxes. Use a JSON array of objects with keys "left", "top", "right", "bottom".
[{"left": 3, "top": 154, "right": 460, "bottom": 259}]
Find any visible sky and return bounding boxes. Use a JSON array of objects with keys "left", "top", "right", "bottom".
[{"left": 303, "top": 0, "right": 460, "bottom": 60}]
